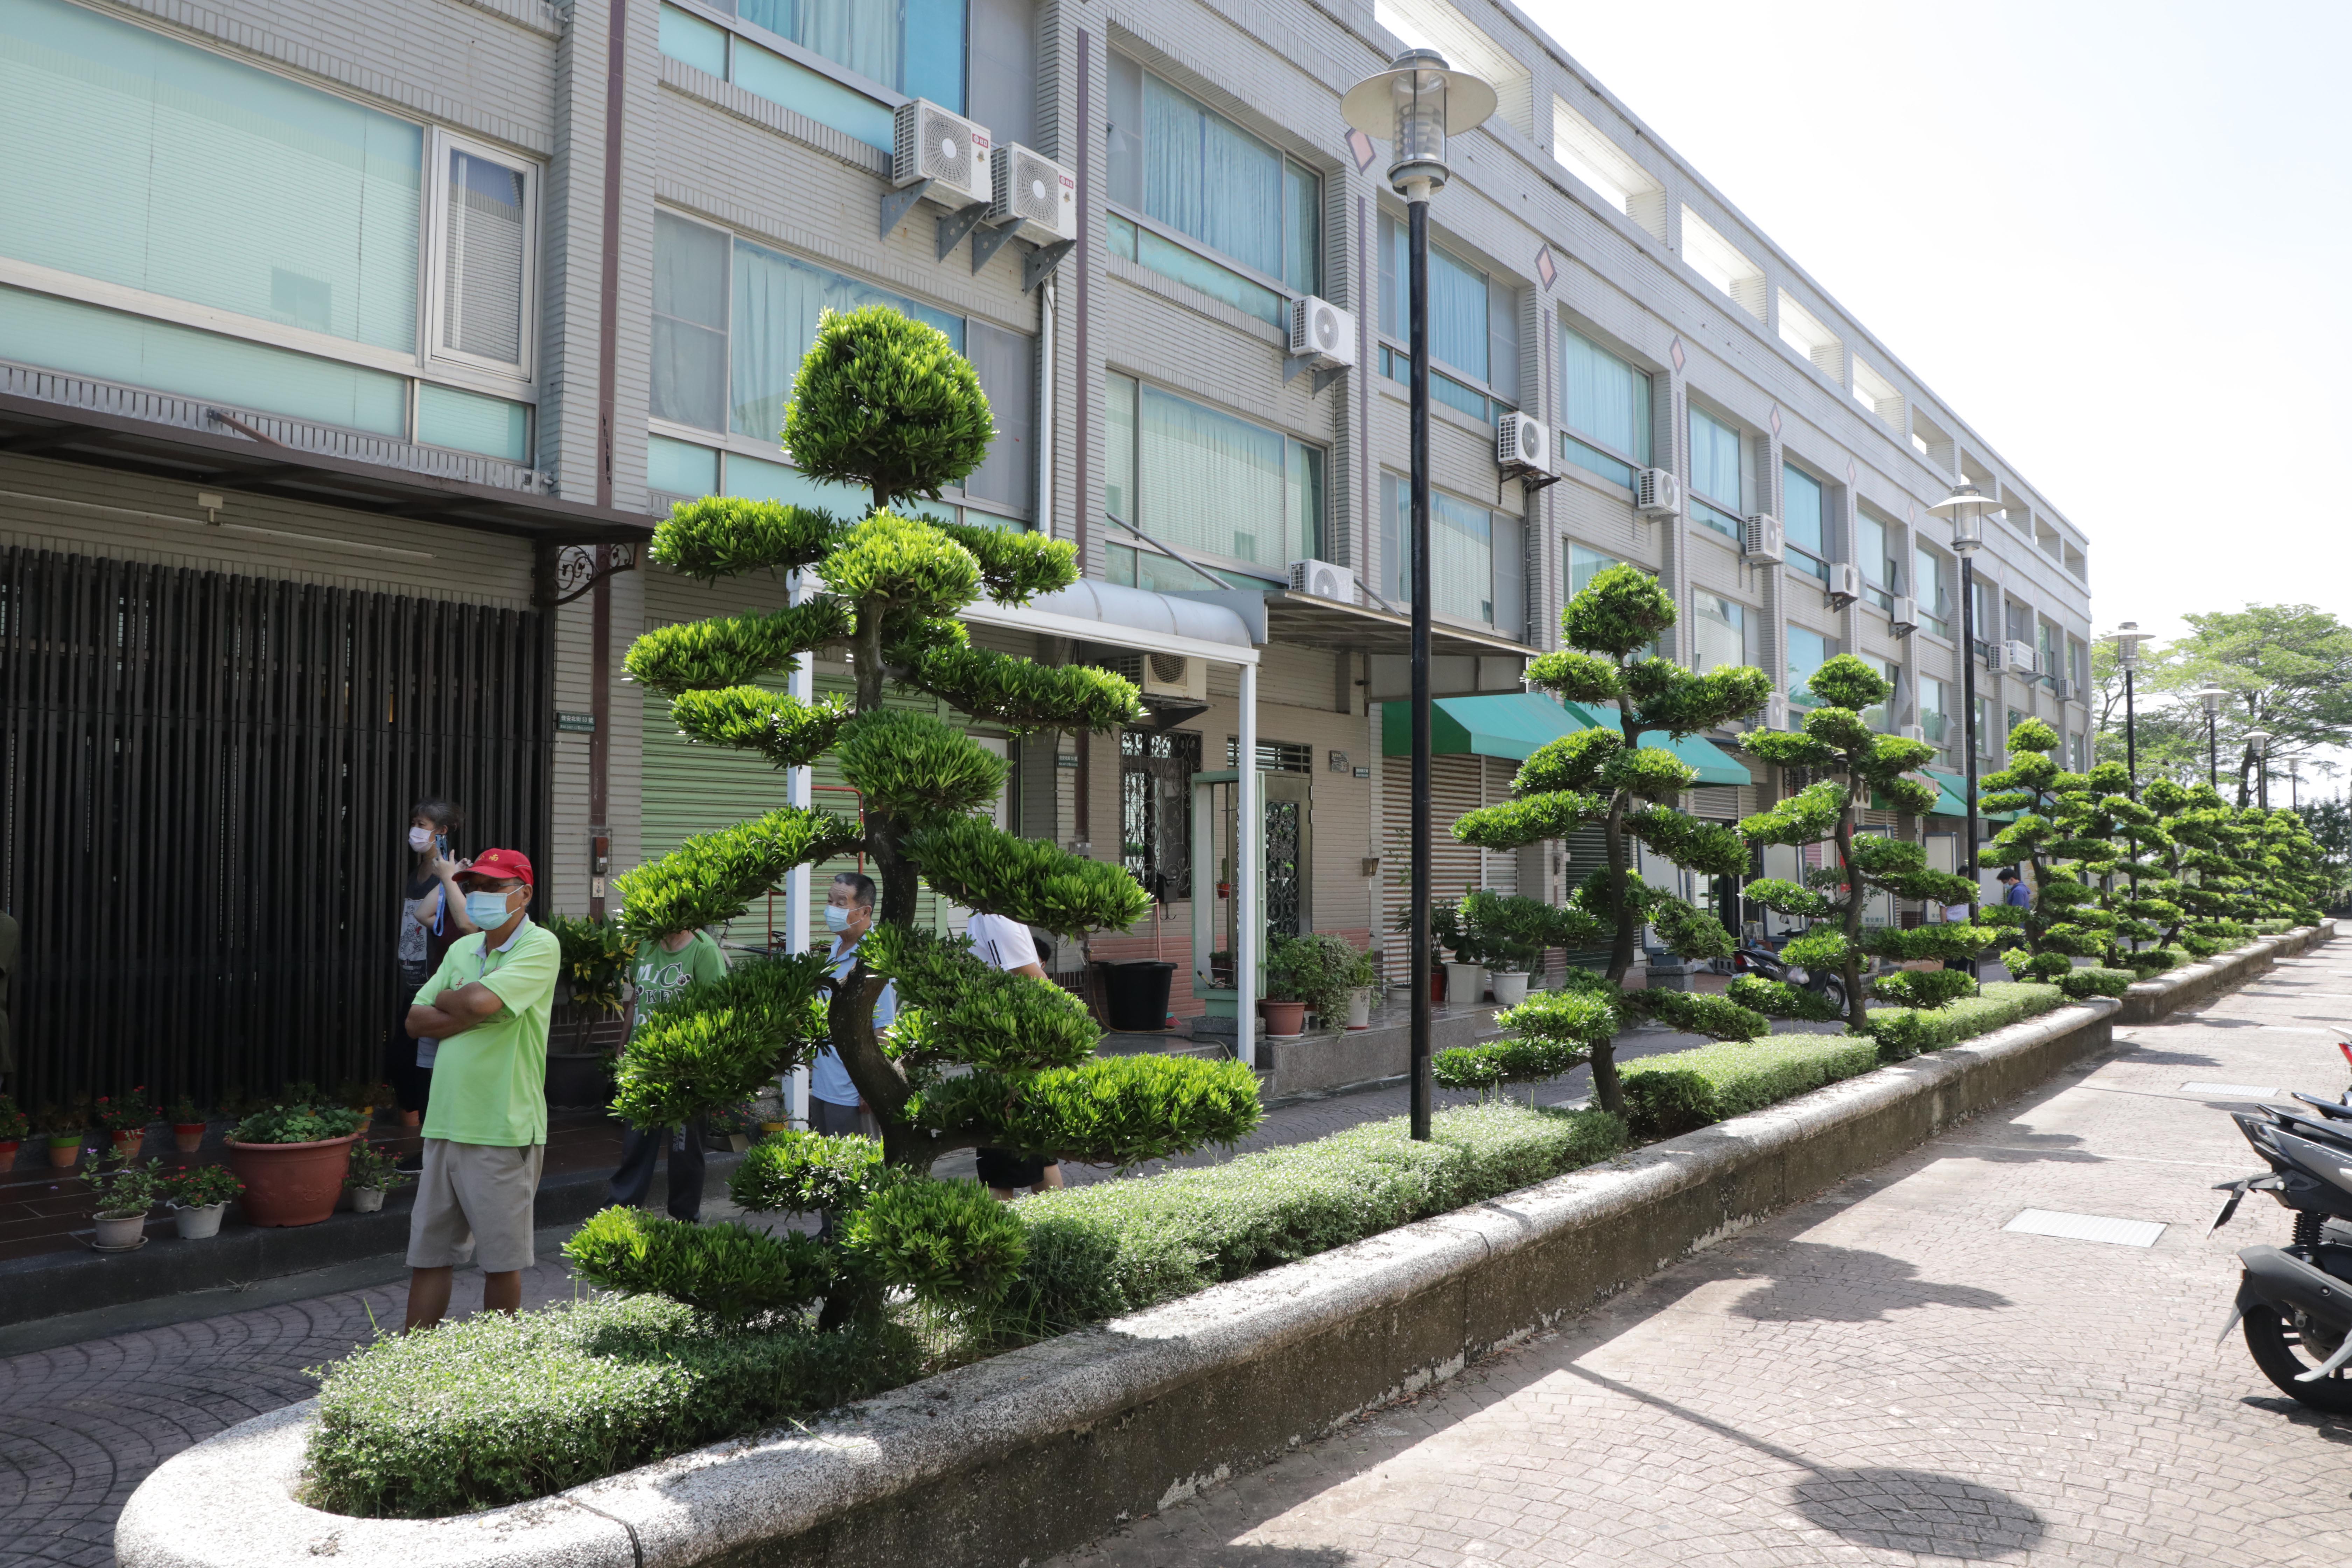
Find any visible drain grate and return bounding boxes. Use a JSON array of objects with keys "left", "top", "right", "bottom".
[
  {"left": 2181, "top": 1082, "right": 2281, "bottom": 1098},
  {"left": 2004, "top": 1209, "right": 2166, "bottom": 1248}
]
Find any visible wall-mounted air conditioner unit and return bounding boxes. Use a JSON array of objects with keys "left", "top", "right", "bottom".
[
  {"left": 1900, "top": 723, "right": 1925, "bottom": 742},
  {"left": 1890, "top": 595, "right": 1919, "bottom": 635},
  {"left": 987, "top": 143, "right": 1076, "bottom": 243},
  {"left": 1633, "top": 468, "right": 1680, "bottom": 517},
  {"left": 1288, "top": 557, "right": 1357, "bottom": 604},
  {"left": 1763, "top": 693, "right": 1790, "bottom": 730},
  {"left": 1496, "top": 412, "right": 1552, "bottom": 477},
  {"left": 1826, "top": 562, "right": 1861, "bottom": 607},
  {"left": 2002, "top": 638, "right": 2039, "bottom": 675},
  {"left": 1743, "top": 513, "right": 1785, "bottom": 564},
  {"left": 893, "top": 99, "right": 992, "bottom": 207},
  {"left": 1287, "top": 295, "right": 1357, "bottom": 370},
  {"left": 2052, "top": 676, "right": 2076, "bottom": 702},
  {"left": 1102, "top": 649, "right": 1209, "bottom": 703}
]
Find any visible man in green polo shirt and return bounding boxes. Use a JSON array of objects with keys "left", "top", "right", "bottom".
[{"left": 399, "top": 847, "right": 561, "bottom": 1330}]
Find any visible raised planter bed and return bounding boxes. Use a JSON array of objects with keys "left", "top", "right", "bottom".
[
  {"left": 2116, "top": 922, "right": 2332, "bottom": 1024},
  {"left": 117, "top": 972, "right": 2216, "bottom": 1568}
]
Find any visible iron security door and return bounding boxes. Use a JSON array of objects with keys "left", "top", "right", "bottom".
[{"left": 0, "top": 546, "right": 548, "bottom": 1106}]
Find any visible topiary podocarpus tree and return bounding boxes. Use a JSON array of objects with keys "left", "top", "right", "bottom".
[
  {"left": 583, "top": 306, "right": 1263, "bottom": 1331},
  {"left": 1977, "top": 716, "right": 2118, "bottom": 983},
  {"left": 2077, "top": 764, "right": 2185, "bottom": 977},
  {"left": 1735, "top": 655, "right": 1990, "bottom": 1041},
  {"left": 1452, "top": 566, "right": 1776, "bottom": 1114},
  {"left": 2156, "top": 782, "right": 2249, "bottom": 956}
]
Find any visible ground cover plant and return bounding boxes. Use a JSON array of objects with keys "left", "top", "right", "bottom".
[{"left": 1450, "top": 567, "right": 1776, "bottom": 1111}]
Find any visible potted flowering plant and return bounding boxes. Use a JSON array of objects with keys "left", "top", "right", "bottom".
[
  {"left": 87, "top": 1154, "right": 164, "bottom": 1250},
  {"left": 0, "top": 1095, "right": 25, "bottom": 1167},
  {"left": 343, "top": 1143, "right": 413, "bottom": 1213},
  {"left": 93, "top": 1087, "right": 155, "bottom": 1158},
  {"left": 163, "top": 1164, "right": 243, "bottom": 1239},
  {"left": 35, "top": 1104, "right": 84, "bottom": 1169},
  {"left": 166, "top": 1093, "right": 207, "bottom": 1153},
  {"left": 224, "top": 1102, "right": 365, "bottom": 1226}
]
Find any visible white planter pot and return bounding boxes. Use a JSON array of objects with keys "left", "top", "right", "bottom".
[
  {"left": 93, "top": 1211, "right": 147, "bottom": 1248},
  {"left": 172, "top": 1201, "right": 227, "bottom": 1239},
  {"left": 1444, "top": 962, "right": 1487, "bottom": 1006},
  {"left": 1345, "top": 987, "right": 1374, "bottom": 1030},
  {"left": 1489, "top": 970, "right": 1531, "bottom": 1007},
  {"left": 349, "top": 1186, "right": 386, "bottom": 1214}
]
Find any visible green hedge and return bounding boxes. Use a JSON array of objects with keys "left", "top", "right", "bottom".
[
  {"left": 1618, "top": 1035, "right": 1879, "bottom": 1139},
  {"left": 998, "top": 1102, "right": 1625, "bottom": 1333},
  {"left": 301, "top": 1296, "right": 917, "bottom": 1518},
  {"left": 2057, "top": 966, "right": 2137, "bottom": 1001},
  {"left": 1861, "top": 981, "right": 2066, "bottom": 1062}
]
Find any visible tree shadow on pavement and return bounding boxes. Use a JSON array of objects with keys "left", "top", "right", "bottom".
[
  {"left": 1724, "top": 1240, "right": 2012, "bottom": 1323},
  {"left": 1939, "top": 1121, "right": 2105, "bottom": 1163},
  {"left": 2113, "top": 1048, "right": 2223, "bottom": 1068}
]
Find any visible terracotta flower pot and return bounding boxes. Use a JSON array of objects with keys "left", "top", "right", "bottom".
[
  {"left": 1260, "top": 999, "right": 1307, "bottom": 1036},
  {"left": 172, "top": 1123, "right": 207, "bottom": 1152},
  {"left": 47, "top": 1138, "right": 80, "bottom": 1170},
  {"left": 398, "top": 1110, "right": 421, "bottom": 1128},
  {"left": 0, "top": 1140, "right": 18, "bottom": 1168},
  {"left": 111, "top": 1130, "right": 144, "bottom": 1158},
  {"left": 224, "top": 1134, "right": 361, "bottom": 1227}
]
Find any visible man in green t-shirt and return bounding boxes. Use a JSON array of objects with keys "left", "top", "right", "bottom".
[
  {"left": 399, "top": 848, "right": 561, "bottom": 1330},
  {"left": 606, "top": 925, "right": 727, "bottom": 1221}
]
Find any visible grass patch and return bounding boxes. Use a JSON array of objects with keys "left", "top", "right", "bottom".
[
  {"left": 301, "top": 1295, "right": 917, "bottom": 1519},
  {"left": 996, "top": 1102, "right": 1626, "bottom": 1333}
]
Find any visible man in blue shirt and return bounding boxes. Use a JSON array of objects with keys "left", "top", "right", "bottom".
[
  {"left": 1998, "top": 868, "right": 2032, "bottom": 909},
  {"left": 812, "top": 872, "right": 894, "bottom": 1140}
]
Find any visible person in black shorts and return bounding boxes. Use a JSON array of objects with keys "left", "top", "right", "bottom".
[{"left": 965, "top": 910, "right": 1064, "bottom": 1200}]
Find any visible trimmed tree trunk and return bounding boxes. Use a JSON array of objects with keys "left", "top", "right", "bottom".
[{"left": 1834, "top": 793, "right": 1869, "bottom": 1035}]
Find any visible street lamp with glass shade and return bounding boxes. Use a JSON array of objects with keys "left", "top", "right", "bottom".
[
  {"left": 1342, "top": 49, "right": 1495, "bottom": 1142},
  {"left": 2246, "top": 728, "right": 2274, "bottom": 810},
  {"left": 2095, "top": 621, "right": 2146, "bottom": 796},
  {"left": 2193, "top": 685, "right": 2231, "bottom": 790},
  {"left": 1929, "top": 482, "right": 2001, "bottom": 917}
]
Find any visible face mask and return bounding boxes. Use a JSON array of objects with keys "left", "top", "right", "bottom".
[
  {"left": 408, "top": 826, "right": 434, "bottom": 851},
  {"left": 466, "top": 890, "right": 517, "bottom": 928},
  {"left": 824, "top": 904, "right": 853, "bottom": 934}
]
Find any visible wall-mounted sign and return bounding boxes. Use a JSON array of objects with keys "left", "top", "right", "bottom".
[{"left": 556, "top": 711, "right": 597, "bottom": 733}]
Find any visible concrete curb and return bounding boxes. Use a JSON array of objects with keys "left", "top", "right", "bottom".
[
  {"left": 2117, "top": 921, "right": 2334, "bottom": 1025},
  {"left": 116, "top": 942, "right": 2325, "bottom": 1568}
]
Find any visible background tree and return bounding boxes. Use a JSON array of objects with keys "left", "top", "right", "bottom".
[
  {"left": 576, "top": 306, "right": 1261, "bottom": 1331},
  {"left": 2088, "top": 640, "right": 2205, "bottom": 788},
  {"left": 1734, "top": 655, "right": 1988, "bottom": 1037},
  {"left": 1451, "top": 566, "right": 1773, "bottom": 1114},
  {"left": 1977, "top": 717, "right": 2118, "bottom": 981},
  {"left": 2146, "top": 604, "right": 2352, "bottom": 806},
  {"left": 2295, "top": 797, "right": 2352, "bottom": 910}
]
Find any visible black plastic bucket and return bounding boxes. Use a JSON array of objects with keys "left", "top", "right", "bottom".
[{"left": 1102, "top": 960, "right": 1176, "bottom": 1030}]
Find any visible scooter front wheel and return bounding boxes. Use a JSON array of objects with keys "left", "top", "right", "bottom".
[{"left": 2242, "top": 1300, "right": 2352, "bottom": 1413}]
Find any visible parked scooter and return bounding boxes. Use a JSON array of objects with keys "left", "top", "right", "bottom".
[
  {"left": 2211, "top": 1038, "right": 2352, "bottom": 1412},
  {"left": 1731, "top": 933, "right": 1848, "bottom": 1015}
]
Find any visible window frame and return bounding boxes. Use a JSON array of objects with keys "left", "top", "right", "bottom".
[
  {"left": 648, "top": 206, "right": 1032, "bottom": 525},
  {"left": 1780, "top": 460, "right": 1832, "bottom": 583},
  {"left": 1376, "top": 209, "right": 1519, "bottom": 421},
  {"left": 1685, "top": 400, "right": 1744, "bottom": 539},
  {"left": 664, "top": 0, "right": 934, "bottom": 115},
  {"left": 1108, "top": 370, "right": 1327, "bottom": 586},
  {"left": 1105, "top": 55, "right": 1323, "bottom": 308},
  {"left": 1384, "top": 471, "right": 1525, "bottom": 640},
  {"left": 1556, "top": 320, "right": 1652, "bottom": 489},
  {"left": 1689, "top": 590, "right": 1751, "bottom": 676},
  {"left": 423, "top": 126, "right": 540, "bottom": 384},
  {"left": 1852, "top": 504, "right": 1900, "bottom": 612}
]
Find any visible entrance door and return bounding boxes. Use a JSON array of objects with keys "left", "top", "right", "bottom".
[{"left": 1261, "top": 772, "right": 1311, "bottom": 941}]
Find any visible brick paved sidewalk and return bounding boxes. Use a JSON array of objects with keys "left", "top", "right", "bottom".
[{"left": 1047, "top": 947, "right": 2352, "bottom": 1568}]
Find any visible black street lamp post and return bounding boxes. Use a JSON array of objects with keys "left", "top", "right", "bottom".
[
  {"left": 1343, "top": 50, "right": 1494, "bottom": 1142},
  {"left": 2098, "top": 621, "right": 2143, "bottom": 797},
  {"left": 1931, "top": 484, "right": 1998, "bottom": 917},
  {"left": 2194, "top": 686, "right": 2229, "bottom": 791},
  {"left": 2247, "top": 729, "right": 2273, "bottom": 810}
]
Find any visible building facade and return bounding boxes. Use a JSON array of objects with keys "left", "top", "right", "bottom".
[{"left": 0, "top": 0, "right": 2092, "bottom": 1101}]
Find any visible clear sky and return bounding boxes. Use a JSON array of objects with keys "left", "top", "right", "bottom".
[{"left": 1517, "top": 0, "right": 2352, "bottom": 656}]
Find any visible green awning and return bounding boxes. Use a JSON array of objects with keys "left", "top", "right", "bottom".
[
  {"left": 1920, "top": 767, "right": 2019, "bottom": 822},
  {"left": 1382, "top": 694, "right": 1749, "bottom": 786}
]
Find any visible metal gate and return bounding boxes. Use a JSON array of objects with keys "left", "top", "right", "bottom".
[{"left": 0, "top": 546, "right": 548, "bottom": 1108}]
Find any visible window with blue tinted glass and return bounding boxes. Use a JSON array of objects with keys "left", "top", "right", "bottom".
[
  {"left": 1559, "top": 327, "right": 1651, "bottom": 471},
  {"left": 1782, "top": 465, "right": 1825, "bottom": 558},
  {"left": 1787, "top": 625, "right": 1835, "bottom": 707},
  {"left": 724, "top": 0, "right": 966, "bottom": 110},
  {"left": 729, "top": 235, "right": 962, "bottom": 439},
  {"left": 1104, "top": 55, "right": 1321, "bottom": 297},
  {"left": 1688, "top": 406, "right": 1742, "bottom": 510},
  {"left": 1377, "top": 214, "right": 1518, "bottom": 407}
]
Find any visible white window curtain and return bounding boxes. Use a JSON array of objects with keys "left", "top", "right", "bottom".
[
  {"left": 1139, "top": 383, "right": 1286, "bottom": 565},
  {"left": 1560, "top": 327, "right": 1650, "bottom": 463},
  {"left": 1431, "top": 490, "right": 1493, "bottom": 625},
  {"left": 728, "top": 236, "right": 962, "bottom": 441},
  {"left": 1782, "top": 465, "right": 1825, "bottom": 558},
  {"left": 652, "top": 213, "right": 728, "bottom": 432},
  {"left": 1692, "top": 594, "right": 1745, "bottom": 674},
  {"left": 441, "top": 148, "right": 527, "bottom": 365},
  {"left": 1142, "top": 74, "right": 1283, "bottom": 281},
  {"left": 1688, "top": 407, "right": 1741, "bottom": 508}
]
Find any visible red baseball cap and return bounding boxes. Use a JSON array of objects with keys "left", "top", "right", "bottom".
[{"left": 458, "top": 848, "right": 534, "bottom": 888}]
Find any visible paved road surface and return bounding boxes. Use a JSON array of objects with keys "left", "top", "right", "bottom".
[{"left": 1047, "top": 946, "right": 2352, "bottom": 1567}]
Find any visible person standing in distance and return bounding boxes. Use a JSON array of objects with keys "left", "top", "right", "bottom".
[
  {"left": 965, "top": 910, "right": 1065, "bottom": 1201},
  {"left": 606, "top": 922, "right": 727, "bottom": 1221},
  {"left": 811, "top": 873, "right": 894, "bottom": 1139},
  {"left": 396, "top": 799, "right": 477, "bottom": 1126},
  {"left": 399, "top": 849, "right": 560, "bottom": 1329}
]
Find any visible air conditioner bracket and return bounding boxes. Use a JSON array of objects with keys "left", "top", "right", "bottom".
[
  {"left": 936, "top": 200, "right": 990, "bottom": 261},
  {"left": 1500, "top": 462, "right": 1562, "bottom": 493},
  {"left": 971, "top": 218, "right": 1022, "bottom": 274},
  {"left": 1281, "top": 355, "right": 1345, "bottom": 395},
  {"left": 879, "top": 179, "right": 933, "bottom": 240},
  {"left": 1023, "top": 238, "right": 1077, "bottom": 292}
]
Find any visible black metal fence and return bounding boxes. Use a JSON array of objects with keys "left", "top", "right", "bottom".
[{"left": 0, "top": 546, "right": 548, "bottom": 1109}]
